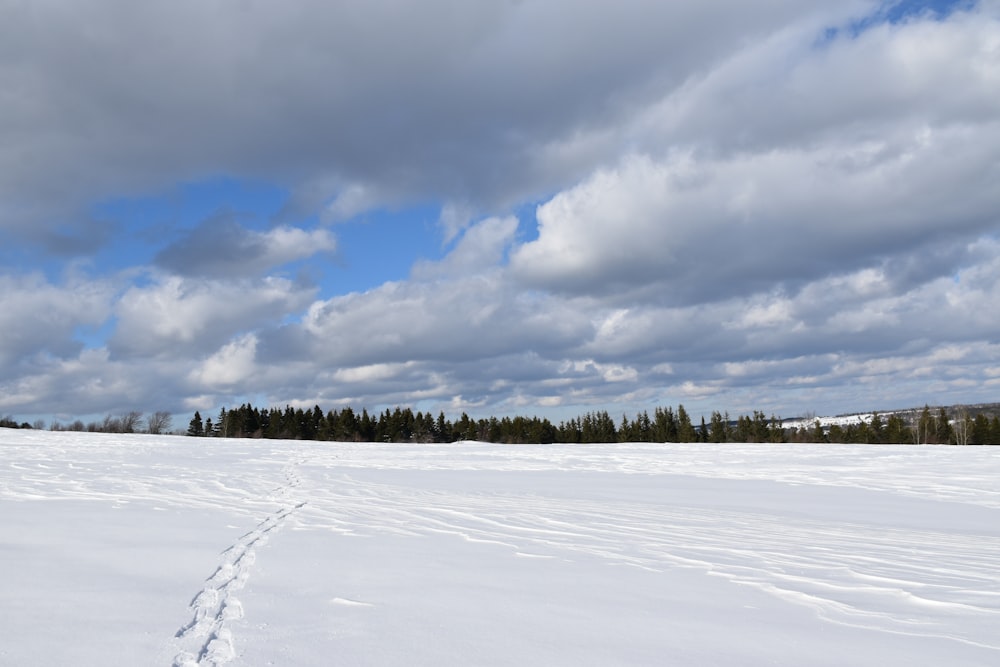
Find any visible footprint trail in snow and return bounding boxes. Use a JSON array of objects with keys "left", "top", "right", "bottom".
[{"left": 172, "top": 460, "right": 306, "bottom": 667}]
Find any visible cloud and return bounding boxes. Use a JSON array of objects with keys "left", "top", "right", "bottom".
[
  {"left": 111, "top": 274, "right": 316, "bottom": 359},
  {"left": 188, "top": 333, "right": 259, "bottom": 390},
  {"left": 155, "top": 217, "right": 335, "bottom": 278},
  {"left": 411, "top": 215, "right": 518, "bottom": 280},
  {"left": 0, "top": 0, "right": 863, "bottom": 240},
  {"left": 438, "top": 202, "right": 476, "bottom": 245},
  {"left": 321, "top": 184, "right": 380, "bottom": 224},
  {"left": 509, "top": 3, "right": 1000, "bottom": 306},
  {"left": 0, "top": 273, "right": 113, "bottom": 369},
  {"left": 512, "top": 126, "right": 999, "bottom": 305},
  {"left": 291, "top": 271, "right": 591, "bottom": 370},
  {"left": 3, "top": 2, "right": 999, "bottom": 423}
]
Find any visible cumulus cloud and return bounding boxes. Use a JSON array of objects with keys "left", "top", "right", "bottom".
[
  {"left": 293, "top": 271, "right": 590, "bottom": 370},
  {"left": 512, "top": 126, "right": 1000, "bottom": 304},
  {"left": 111, "top": 274, "right": 316, "bottom": 359},
  {"left": 155, "top": 217, "right": 335, "bottom": 278},
  {"left": 0, "top": 273, "right": 113, "bottom": 369},
  {"left": 412, "top": 215, "right": 518, "bottom": 280},
  {"left": 512, "top": 3, "right": 1000, "bottom": 307},
  {"left": 189, "top": 334, "right": 259, "bottom": 390}
]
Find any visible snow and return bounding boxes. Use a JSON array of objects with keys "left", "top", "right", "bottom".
[
  {"left": 2, "top": 430, "right": 999, "bottom": 666},
  {"left": 782, "top": 413, "right": 881, "bottom": 429}
]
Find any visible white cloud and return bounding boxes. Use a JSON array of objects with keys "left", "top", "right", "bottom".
[
  {"left": 189, "top": 334, "right": 259, "bottom": 389},
  {"left": 512, "top": 6, "right": 1000, "bottom": 308},
  {"left": 322, "top": 184, "right": 379, "bottom": 224},
  {"left": 513, "top": 118, "right": 1000, "bottom": 303},
  {"left": 262, "top": 226, "right": 336, "bottom": 265},
  {"left": 0, "top": 273, "right": 113, "bottom": 368},
  {"left": 112, "top": 274, "right": 316, "bottom": 358},
  {"left": 412, "top": 216, "right": 518, "bottom": 280},
  {"left": 333, "top": 363, "right": 413, "bottom": 384}
]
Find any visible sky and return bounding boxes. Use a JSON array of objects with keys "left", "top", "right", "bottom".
[{"left": 2, "top": 0, "right": 998, "bottom": 427}]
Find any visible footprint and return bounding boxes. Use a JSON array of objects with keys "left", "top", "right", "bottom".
[{"left": 173, "top": 498, "right": 306, "bottom": 665}]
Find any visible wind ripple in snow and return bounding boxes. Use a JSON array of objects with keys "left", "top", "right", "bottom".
[{"left": 300, "top": 470, "right": 1000, "bottom": 652}]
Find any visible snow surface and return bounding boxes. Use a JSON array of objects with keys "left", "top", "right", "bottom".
[{"left": 2, "top": 430, "right": 999, "bottom": 666}]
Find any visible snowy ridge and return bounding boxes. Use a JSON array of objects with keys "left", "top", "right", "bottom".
[{"left": 783, "top": 412, "right": 886, "bottom": 430}]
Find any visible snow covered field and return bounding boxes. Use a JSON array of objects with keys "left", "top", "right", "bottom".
[{"left": 2, "top": 431, "right": 999, "bottom": 666}]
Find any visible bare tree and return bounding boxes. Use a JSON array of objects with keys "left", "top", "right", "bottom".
[
  {"left": 953, "top": 406, "right": 971, "bottom": 446},
  {"left": 102, "top": 414, "right": 123, "bottom": 433},
  {"left": 146, "top": 411, "right": 173, "bottom": 435},
  {"left": 120, "top": 411, "right": 144, "bottom": 433}
]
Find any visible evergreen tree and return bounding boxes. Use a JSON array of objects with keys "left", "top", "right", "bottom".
[
  {"left": 935, "top": 407, "right": 953, "bottom": 445},
  {"left": 454, "top": 412, "right": 476, "bottom": 441},
  {"left": 768, "top": 415, "right": 785, "bottom": 443},
  {"left": 989, "top": 416, "right": 1000, "bottom": 445},
  {"left": 750, "top": 411, "right": 770, "bottom": 442},
  {"left": 811, "top": 419, "right": 826, "bottom": 443},
  {"left": 884, "top": 414, "right": 911, "bottom": 444},
  {"left": 869, "top": 412, "right": 884, "bottom": 444},
  {"left": 971, "top": 414, "right": 990, "bottom": 444},
  {"left": 708, "top": 411, "right": 727, "bottom": 443},
  {"left": 436, "top": 412, "right": 453, "bottom": 442},
  {"left": 734, "top": 414, "right": 750, "bottom": 442},
  {"left": 653, "top": 406, "right": 677, "bottom": 442},
  {"left": 186, "top": 411, "right": 205, "bottom": 437},
  {"left": 359, "top": 409, "right": 375, "bottom": 441},
  {"left": 675, "top": 405, "right": 696, "bottom": 442},
  {"left": 216, "top": 407, "right": 229, "bottom": 438},
  {"left": 338, "top": 407, "right": 360, "bottom": 441}
]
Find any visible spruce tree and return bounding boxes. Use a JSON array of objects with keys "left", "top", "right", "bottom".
[
  {"left": 676, "top": 405, "right": 696, "bottom": 442},
  {"left": 186, "top": 411, "right": 205, "bottom": 437}
]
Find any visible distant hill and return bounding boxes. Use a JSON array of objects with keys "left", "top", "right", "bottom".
[{"left": 783, "top": 402, "right": 1000, "bottom": 430}]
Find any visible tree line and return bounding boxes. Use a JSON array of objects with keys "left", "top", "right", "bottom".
[
  {"left": 5, "top": 403, "right": 998, "bottom": 444},
  {"left": 183, "top": 403, "right": 1000, "bottom": 444},
  {"left": 0, "top": 411, "right": 173, "bottom": 435}
]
